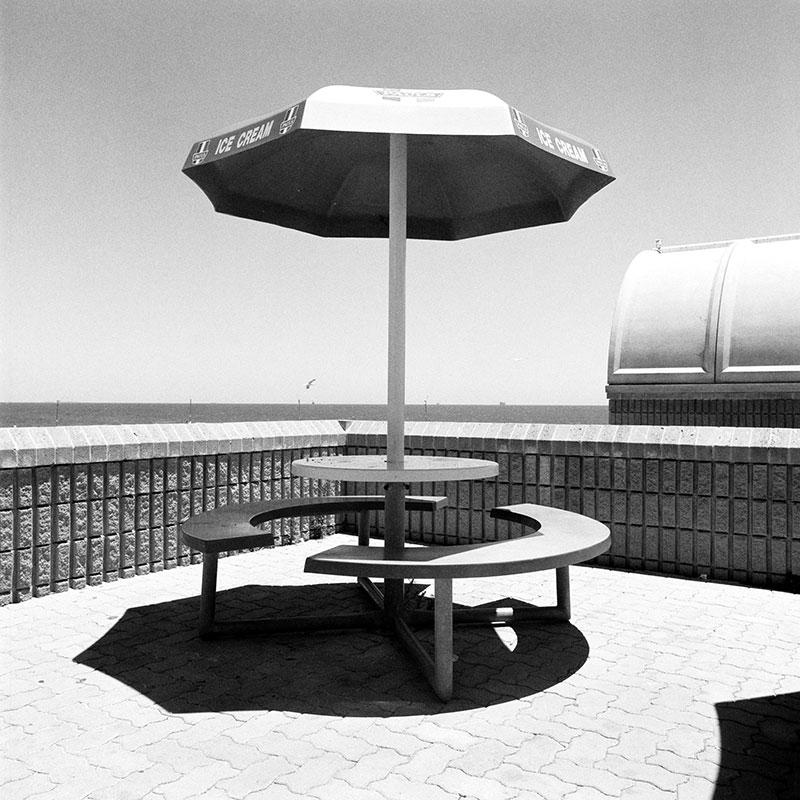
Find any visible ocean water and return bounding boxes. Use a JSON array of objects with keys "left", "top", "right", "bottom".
[{"left": 0, "top": 402, "right": 608, "bottom": 428}]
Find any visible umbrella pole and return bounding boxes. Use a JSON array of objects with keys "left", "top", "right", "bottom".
[
  {"left": 387, "top": 132, "right": 407, "bottom": 470},
  {"left": 384, "top": 132, "right": 407, "bottom": 624}
]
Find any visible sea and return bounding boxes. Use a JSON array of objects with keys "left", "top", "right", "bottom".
[{"left": 0, "top": 402, "right": 608, "bottom": 428}]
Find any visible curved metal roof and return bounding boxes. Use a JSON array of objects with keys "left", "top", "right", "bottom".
[{"left": 608, "top": 234, "right": 800, "bottom": 386}]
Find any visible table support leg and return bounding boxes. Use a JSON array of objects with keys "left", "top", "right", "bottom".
[
  {"left": 357, "top": 576, "right": 384, "bottom": 610},
  {"left": 357, "top": 509, "right": 371, "bottom": 547},
  {"left": 199, "top": 553, "right": 218, "bottom": 638},
  {"left": 383, "top": 482, "right": 406, "bottom": 629},
  {"left": 434, "top": 578, "right": 454, "bottom": 701}
]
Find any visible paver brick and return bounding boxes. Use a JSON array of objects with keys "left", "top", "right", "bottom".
[
  {"left": 453, "top": 715, "right": 529, "bottom": 747},
  {"left": 394, "top": 741, "right": 460, "bottom": 781},
  {"left": 90, "top": 763, "right": 183, "bottom": 800},
  {"left": 5, "top": 772, "right": 59, "bottom": 800},
  {"left": 114, "top": 715, "right": 190, "bottom": 750},
  {"left": 560, "top": 708, "right": 625, "bottom": 739},
  {"left": 430, "top": 767, "right": 519, "bottom": 800},
  {"left": 1, "top": 535, "right": 799, "bottom": 800},
  {"left": 618, "top": 783, "right": 678, "bottom": 800},
  {"left": 241, "top": 785, "right": 308, "bottom": 800},
  {"left": 58, "top": 720, "right": 138, "bottom": 754},
  {"left": 674, "top": 775, "right": 716, "bottom": 800},
  {"left": 648, "top": 749, "right": 719, "bottom": 780},
  {"left": 158, "top": 761, "right": 240, "bottom": 800},
  {"left": 307, "top": 777, "right": 391, "bottom": 800},
  {"left": 659, "top": 723, "right": 714, "bottom": 758},
  {"left": 353, "top": 724, "right": 423, "bottom": 756},
  {"left": 2, "top": 720, "right": 83, "bottom": 759},
  {"left": 485, "top": 764, "right": 577, "bottom": 798},
  {"left": 139, "top": 736, "right": 215, "bottom": 773},
  {"left": 600, "top": 706, "right": 673, "bottom": 735},
  {"left": 215, "top": 760, "right": 296, "bottom": 799},
  {"left": 609, "top": 687, "right": 657, "bottom": 714},
  {"left": 607, "top": 728, "right": 663, "bottom": 762},
  {"left": 506, "top": 735, "right": 565, "bottom": 771},
  {"left": 410, "top": 719, "right": 485, "bottom": 750},
  {"left": 45, "top": 766, "right": 120, "bottom": 800},
  {"left": 565, "top": 787, "right": 624, "bottom": 800},
  {"left": 275, "top": 751, "right": 352, "bottom": 794},
  {"left": 603, "top": 753, "right": 688, "bottom": 791},
  {"left": 449, "top": 738, "right": 516, "bottom": 777},
  {"left": 249, "top": 730, "right": 322, "bottom": 764},
  {"left": 542, "top": 759, "right": 634, "bottom": 796},
  {"left": 193, "top": 733, "right": 274, "bottom": 770},
  {"left": 370, "top": 773, "right": 457, "bottom": 800},
  {"left": 333, "top": 747, "right": 408, "bottom": 788},
  {"left": 558, "top": 730, "right": 618, "bottom": 766}
]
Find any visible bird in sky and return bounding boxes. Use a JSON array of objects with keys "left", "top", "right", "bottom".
[{"left": 305, "top": 378, "right": 316, "bottom": 390}]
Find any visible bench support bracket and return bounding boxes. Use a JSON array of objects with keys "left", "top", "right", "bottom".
[{"left": 355, "top": 570, "right": 570, "bottom": 702}]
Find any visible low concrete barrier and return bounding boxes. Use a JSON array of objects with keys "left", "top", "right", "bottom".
[{"left": 1, "top": 420, "right": 797, "bottom": 603}]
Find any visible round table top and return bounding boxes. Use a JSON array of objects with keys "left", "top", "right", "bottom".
[{"left": 292, "top": 455, "right": 499, "bottom": 483}]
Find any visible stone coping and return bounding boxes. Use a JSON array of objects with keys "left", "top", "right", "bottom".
[
  {"left": 0, "top": 420, "right": 348, "bottom": 468},
  {"left": 0, "top": 419, "right": 798, "bottom": 468},
  {"left": 346, "top": 420, "right": 800, "bottom": 462}
]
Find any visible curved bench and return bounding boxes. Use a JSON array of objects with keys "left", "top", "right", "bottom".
[
  {"left": 180, "top": 494, "right": 448, "bottom": 637},
  {"left": 305, "top": 503, "right": 611, "bottom": 701}
]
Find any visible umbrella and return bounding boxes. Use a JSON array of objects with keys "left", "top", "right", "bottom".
[
  {"left": 183, "top": 84, "right": 614, "bottom": 452},
  {"left": 182, "top": 85, "right": 615, "bottom": 604}
]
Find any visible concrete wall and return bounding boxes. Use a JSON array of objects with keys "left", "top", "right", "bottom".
[
  {"left": 1, "top": 420, "right": 798, "bottom": 604},
  {"left": 345, "top": 422, "right": 799, "bottom": 590},
  {"left": 0, "top": 421, "right": 348, "bottom": 603}
]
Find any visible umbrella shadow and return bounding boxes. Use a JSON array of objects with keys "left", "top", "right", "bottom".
[
  {"left": 713, "top": 692, "right": 800, "bottom": 800},
  {"left": 73, "top": 582, "right": 589, "bottom": 716}
]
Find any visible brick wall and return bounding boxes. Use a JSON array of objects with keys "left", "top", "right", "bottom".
[
  {"left": 1, "top": 420, "right": 798, "bottom": 604},
  {"left": 344, "top": 421, "right": 800, "bottom": 590},
  {"left": 609, "top": 396, "right": 800, "bottom": 428},
  {"left": 0, "top": 421, "right": 347, "bottom": 603}
]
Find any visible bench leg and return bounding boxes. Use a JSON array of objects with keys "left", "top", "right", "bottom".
[
  {"left": 407, "top": 566, "right": 572, "bottom": 629},
  {"left": 393, "top": 577, "right": 454, "bottom": 702},
  {"left": 199, "top": 553, "right": 218, "bottom": 638},
  {"left": 556, "top": 565, "right": 571, "bottom": 620}
]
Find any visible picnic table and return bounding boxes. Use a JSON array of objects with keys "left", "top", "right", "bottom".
[{"left": 181, "top": 454, "right": 610, "bottom": 700}]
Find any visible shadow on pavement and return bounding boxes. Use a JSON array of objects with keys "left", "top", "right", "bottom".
[
  {"left": 74, "top": 582, "right": 589, "bottom": 716},
  {"left": 713, "top": 692, "right": 800, "bottom": 800}
]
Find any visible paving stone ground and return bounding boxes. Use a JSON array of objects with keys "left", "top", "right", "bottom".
[{"left": 2, "top": 534, "right": 799, "bottom": 800}]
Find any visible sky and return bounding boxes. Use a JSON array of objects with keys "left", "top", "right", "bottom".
[{"left": 2, "top": 0, "right": 798, "bottom": 406}]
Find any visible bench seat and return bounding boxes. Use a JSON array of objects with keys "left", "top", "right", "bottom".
[
  {"left": 305, "top": 503, "right": 610, "bottom": 701},
  {"left": 181, "top": 494, "right": 448, "bottom": 554},
  {"left": 180, "top": 494, "right": 448, "bottom": 639},
  {"left": 305, "top": 504, "right": 609, "bottom": 580}
]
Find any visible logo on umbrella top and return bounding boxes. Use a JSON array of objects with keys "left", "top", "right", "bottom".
[
  {"left": 511, "top": 107, "right": 529, "bottom": 138},
  {"left": 191, "top": 140, "right": 210, "bottom": 165},
  {"left": 280, "top": 105, "right": 300, "bottom": 135},
  {"left": 592, "top": 148, "right": 609, "bottom": 172},
  {"left": 375, "top": 89, "right": 444, "bottom": 103}
]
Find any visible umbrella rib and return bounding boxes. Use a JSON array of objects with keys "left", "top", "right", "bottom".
[{"left": 324, "top": 162, "right": 385, "bottom": 233}]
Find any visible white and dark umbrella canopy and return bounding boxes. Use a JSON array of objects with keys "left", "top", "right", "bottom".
[
  {"left": 182, "top": 85, "right": 615, "bottom": 241},
  {"left": 183, "top": 84, "right": 615, "bottom": 573},
  {"left": 183, "top": 85, "right": 615, "bottom": 475}
]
